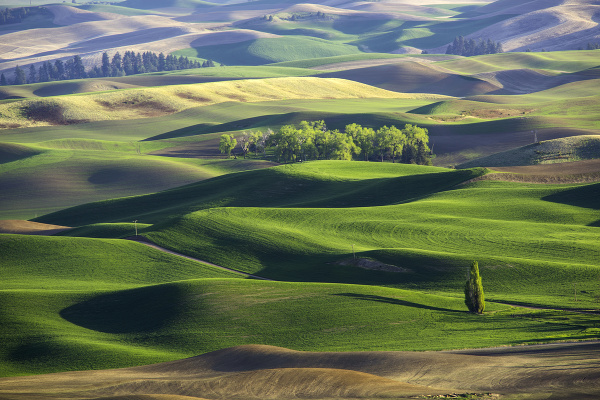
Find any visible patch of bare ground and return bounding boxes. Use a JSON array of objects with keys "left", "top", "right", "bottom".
[
  {"left": 461, "top": 108, "right": 534, "bottom": 119},
  {"left": 96, "top": 98, "right": 177, "bottom": 117},
  {"left": 21, "top": 100, "right": 90, "bottom": 125},
  {"left": 2, "top": 343, "right": 600, "bottom": 399},
  {"left": 474, "top": 159, "right": 600, "bottom": 183},
  {"left": 0, "top": 220, "right": 70, "bottom": 235}
]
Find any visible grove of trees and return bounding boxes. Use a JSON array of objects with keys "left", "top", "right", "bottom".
[
  {"left": 446, "top": 36, "right": 503, "bottom": 56},
  {"left": 0, "top": 6, "right": 50, "bottom": 25},
  {"left": 1, "top": 51, "right": 215, "bottom": 86},
  {"left": 221, "top": 121, "right": 433, "bottom": 164}
]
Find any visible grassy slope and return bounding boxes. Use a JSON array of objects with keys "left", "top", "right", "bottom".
[
  {"left": 173, "top": 37, "right": 362, "bottom": 66},
  {"left": 36, "top": 161, "right": 600, "bottom": 310},
  {"left": 0, "top": 67, "right": 322, "bottom": 99},
  {"left": 0, "top": 77, "right": 423, "bottom": 130},
  {"left": 0, "top": 142, "right": 272, "bottom": 220},
  {"left": 437, "top": 51, "right": 600, "bottom": 74},
  {"left": 1, "top": 271, "right": 597, "bottom": 377}
]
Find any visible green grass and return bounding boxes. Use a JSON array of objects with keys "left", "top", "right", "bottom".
[
  {"left": 271, "top": 53, "right": 420, "bottom": 68},
  {"left": 437, "top": 51, "right": 600, "bottom": 74},
  {"left": 0, "top": 143, "right": 272, "bottom": 220},
  {"left": 36, "top": 162, "right": 484, "bottom": 225},
  {"left": 5, "top": 161, "right": 600, "bottom": 377},
  {"left": 1, "top": 277, "right": 598, "bottom": 376},
  {"left": 173, "top": 37, "right": 363, "bottom": 66},
  {"left": 34, "top": 161, "right": 600, "bottom": 310},
  {"left": 0, "top": 234, "right": 240, "bottom": 291}
]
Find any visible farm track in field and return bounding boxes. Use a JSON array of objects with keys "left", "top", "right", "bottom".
[{"left": 127, "top": 235, "right": 271, "bottom": 280}]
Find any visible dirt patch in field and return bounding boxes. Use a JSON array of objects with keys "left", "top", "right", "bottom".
[
  {"left": 462, "top": 108, "right": 534, "bottom": 119},
  {"left": 0, "top": 220, "right": 70, "bottom": 235},
  {"left": 21, "top": 100, "right": 90, "bottom": 125},
  {"left": 96, "top": 99, "right": 177, "bottom": 117},
  {"left": 175, "top": 92, "right": 213, "bottom": 103}
]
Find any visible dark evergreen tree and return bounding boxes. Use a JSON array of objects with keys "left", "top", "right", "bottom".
[
  {"left": 0, "top": 73, "right": 6, "bottom": 86},
  {"left": 101, "top": 52, "right": 110, "bottom": 77},
  {"left": 111, "top": 52, "right": 123, "bottom": 76},
  {"left": 28, "top": 64, "right": 36, "bottom": 84},
  {"left": 122, "top": 51, "right": 134, "bottom": 75},
  {"left": 72, "top": 55, "right": 86, "bottom": 79},
  {"left": 401, "top": 144, "right": 417, "bottom": 164},
  {"left": 37, "top": 65, "right": 47, "bottom": 82},
  {"left": 54, "top": 59, "right": 65, "bottom": 80},
  {"left": 464, "top": 261, "right": 485, "bottom": 314},
  {"left": 158, "top": 52, "right": 166, "bottom": 71},
  {"left": 135, "top": 53, "right": 145, "bottom": 74},
  {"left": 13, "top": 65, "right": 25, "bottom": 85},
  {"left": 415, "top": 140, "right": 431, "bottom": 165}
]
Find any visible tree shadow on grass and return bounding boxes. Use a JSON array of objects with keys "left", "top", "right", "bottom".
[{"left": 334, "top": 293, "right": 465, "bottom": 313}]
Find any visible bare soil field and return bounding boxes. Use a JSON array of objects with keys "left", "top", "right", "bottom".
[
  {"left": 0, "top": 220, "right": 70, "bottom": 235},
  {"left": 1, "top": 342, "right": 598, "bottom": 400}
]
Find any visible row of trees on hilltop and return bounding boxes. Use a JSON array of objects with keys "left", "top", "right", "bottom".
[
  {"left": 0, "top": 6, "right": 50, "bottom": 25},
  {"left": 446, "top": 36, "right": 503, "bottom": 56},
  {"left": 220, "top": 121, "right": 432, "bottom": 165},
  {"left": 96, "top": 51, "right": 213, "bottom": 78},
  {"left": 0, "top": 52, "right": 216, "bottom": 86}
]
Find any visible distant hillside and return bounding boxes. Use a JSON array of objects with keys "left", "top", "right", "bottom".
[
  {"left": 458, "top": 135, "right": 600, "bottom": 168},
  {"left": 430, "top": 0, "right": 600, "bottom": 53},
  {"left": 322, "top": 62, "right": 500, "bottom": 96}
]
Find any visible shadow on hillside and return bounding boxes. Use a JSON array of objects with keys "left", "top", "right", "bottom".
[
  {"left": 60, "top": 284, "right": 188, "bottom": 334},
  {"left": 542, "top": 182, "right": 600, "bottom": 215},
  {"left": 334, "top": 293, "right": 463, "bottom": 313}
]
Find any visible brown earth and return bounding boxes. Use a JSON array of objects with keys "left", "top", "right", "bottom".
[
  {"left": 322, "top": 62, "right": 501, "bottom": 96},
  {"left": 0, "top": 220, "right": 70, "bottom": 235},
  {"left": 1, "top": 342, "right": 599, "bottom": 399}
]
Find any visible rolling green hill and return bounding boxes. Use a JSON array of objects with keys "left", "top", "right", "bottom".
[
  {"left": 36, "top": 161, "right": 600, "bottom": 311},
  {"left": 173, "top": 37, "right": 363, "bottom": 66},
  {"left": 4, "top": 160, "right": 600, "bottom": 377}
]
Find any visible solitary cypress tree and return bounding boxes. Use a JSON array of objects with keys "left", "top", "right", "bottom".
[{"left": 464, "top": 261, "right": 485, "bottom": 314}]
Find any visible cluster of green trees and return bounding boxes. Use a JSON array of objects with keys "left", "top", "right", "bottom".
[
  {"left": 0, "top": 51, "right": 215, "bottom": 86},
  {"left": 446, "top": 36, "right": 503, "bottom": 56},
  {"left": 0, "top": 6, "right": 49, "bottom": 25},
  {"left": 220, "top": 121, "right": 432, "bottom": 165}
]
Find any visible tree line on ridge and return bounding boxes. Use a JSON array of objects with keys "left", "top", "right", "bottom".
[{"left": 1, "top": 51, "right": 215, "bottom": 86}]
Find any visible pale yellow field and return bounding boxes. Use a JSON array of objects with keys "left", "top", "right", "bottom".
[{"left": 0, "top": 77, "right": 449, "bottom": 129}]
